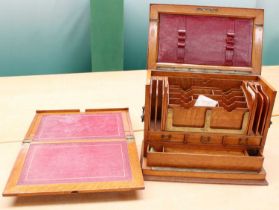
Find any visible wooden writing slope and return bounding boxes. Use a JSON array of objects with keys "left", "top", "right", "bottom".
[
  {"left": 3, "top": 108, "right": 144, "bottom": 196},
  {"left": 141, "top": 4, "right": 277, "bottom": 185}
]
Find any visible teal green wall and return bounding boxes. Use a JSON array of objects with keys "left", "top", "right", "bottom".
[
  {"left": 0, "top": 0, "right": 278, "bottom": 76},
  {"left": 257, "top": 1, "right": 279, "bottom": 65},
  {"left": 90, "top": 0, "right": 124, "bottom": 71},
  {"left": 123, "top": 0, "right": 257, "bottom": 70},
  {"left": 0, "top": 0, "right": 91, "bottom": 76}
]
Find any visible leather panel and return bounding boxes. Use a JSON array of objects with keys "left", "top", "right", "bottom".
[{"left": 158, "top": 14, "right": 253, "bottom": 67}]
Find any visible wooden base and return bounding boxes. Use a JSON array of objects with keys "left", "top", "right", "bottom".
[{"left": 141, "top": 155, "right": 268, "bottom": 186}]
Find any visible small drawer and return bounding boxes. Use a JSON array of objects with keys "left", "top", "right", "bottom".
[
  {"left": 146, "top": 145, "right": 263, "bottom": 171},
  {"left": 185, "top": 134, "right": 223, "bottom": 145},
  {"left": 223, "top": 136, "right": 239, "bottom": 145},
  {"left": 223, "top": 136, "right": 262, "bottom": 146},
  {"left": 246, "top": 137, "right": 262, "bottom": 146},
  {"left": 148, "top": 132, "right": 184, "bottom": 142},
  {"left": 185, "top": 134, "right": 201, "bottom": 144}
]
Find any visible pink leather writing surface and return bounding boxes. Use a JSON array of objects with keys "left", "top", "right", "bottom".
[
  {"left": 34, "top": 113, "right": 125, "bottom": 141},
  {"left": 18, "top": 141, "right": 132, "bottom": 185},
  {"left": 158, "top": 14, "right": 253, "bottom": 67}
]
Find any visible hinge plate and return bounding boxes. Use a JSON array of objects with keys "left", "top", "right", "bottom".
[
  {"left": 126, "top": 135, "right": 134, "bottom": 141},
  {"left": 157, "top": 67, "right": 251, "bottom": 75}
]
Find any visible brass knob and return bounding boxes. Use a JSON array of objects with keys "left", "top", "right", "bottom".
[{"left": 201, "top": 136, "right": 210, "bottom": 144}]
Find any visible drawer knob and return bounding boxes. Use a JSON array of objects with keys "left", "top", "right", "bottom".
[
  {"left": 184, "top": 134, "right": 189, "bottom": 144},
  {"left": 201, "top": 136, "right": 210, "bottom": 144},
  {"left": 141, "top": 106, "right": 145, "bottom": 122},
  {"left": 238, "top": 137, "right": 248, "bottom": 145},
  {"left": 161, "top": 134, "right": 171, "bottom": 141}
]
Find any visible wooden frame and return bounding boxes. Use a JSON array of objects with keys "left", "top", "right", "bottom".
[
  {"left": 142, "top": 158, "right": 268, "bottom": 185},
  {"left": 142, "top": 4, "right": 276, "bottom": 185},
  {"left": 3, "top": 108, "right": 144, "bottom": 196},
  {"left": 25, "top": 108, "right": 134, "bottom": 142},
  {"left": 147, "top": 4, "right": 264, "bottom": 75}
]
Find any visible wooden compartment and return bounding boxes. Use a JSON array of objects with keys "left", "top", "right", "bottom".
[
  {"left": 210, "top": 108, "right": 246, "bottom": 129},
  {"left": 142, "top": 4, "right": 276, "bottom": 185},
  {"left": 148, "top": 132, "right": 184, "bottom": 143},
  {"left": 186, "top": 134, "right": 223, "bottom": 145},
  {"left": 172, "top": 107, "right": 207, "bottom": 127},
  {"left": 223, "top": 136, "right": 262, "bottom": 146},
  {"left": 147, "top": 145, "right": 264, "bottom": 171},
  {"left": 167, "top": 77, "right": 251, "bottom": 133}
]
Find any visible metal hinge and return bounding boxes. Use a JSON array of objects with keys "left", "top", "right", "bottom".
[
  {"left": 141, "top": 106, "right": 145, "bottom": 122},
  {"left": 23, "top": 139, "right": 31, "bottom": 144},
  {"left": 126, "top": 135, "right": 134, "bottom": 141},
  {"left": 22, "top": 140, "right": 31, "bottom": 147},
  {"left": 157, "top": 67, "right": 251, "bottom": 75},
  {"left": 150, "top": 18, "right": 158, "bottom": 22}
]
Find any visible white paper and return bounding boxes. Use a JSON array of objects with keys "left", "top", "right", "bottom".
[{"left": 194, "top": 95, "right": 218, "bottom": 107}]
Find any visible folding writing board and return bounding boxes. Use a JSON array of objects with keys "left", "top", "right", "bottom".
[{"left": 3, "top": 108, "right": 144, "bottom": 196}]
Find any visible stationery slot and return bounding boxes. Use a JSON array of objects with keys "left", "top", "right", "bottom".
[
  {"left": 173, "top": 107, "right": 206, "bottom": 127},
  {"left": 257, "top": 85, "right": 270, "bottom": 135},
  {"left": 167, "top": 77, "right": 250, "bottom": 133},
  {"left": 146, "top": 145, "right": 263, "bottom": 171},
  {"left": 242, "top": 82, "right": 258, "bottom": 135},
  {"left": 150, "top": 79, "right": 157, "bottom": 121},
  {"left": 150, "top": 77, "right": 164, "bottom": 130},
  {"left": 154, "top": 79, "right": 159, "bottom": 129},
  {"left": 161, "top": 77, "right": 169, "bottom": 130},
  {"left": 210, "top": 107, "right": 247, "bottom": 129},
  {"left": 242, "top": 82, "right": 270, "bottom": 136},
  {"left": 180, "top": 98, "right": 196, "bottom": 109},
  {"left": 252, "top": 84, "right": 264, "bottom": 135}
]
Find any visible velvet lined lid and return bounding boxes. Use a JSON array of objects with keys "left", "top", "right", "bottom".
[
  {"left": 158, "top": 14, "right": 253, "bottom": 67},
  {"left": 148, "top": 4, "right": 264, "bottom": 75}
]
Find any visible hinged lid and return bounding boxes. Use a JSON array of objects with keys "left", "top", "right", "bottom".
[{"left": 147, "top": 4, "right": 264, "bottom": 75}]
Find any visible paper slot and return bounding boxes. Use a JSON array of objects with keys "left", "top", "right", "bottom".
[{"left": 166, "top": 77, "right": 250, "bottom": 132}]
